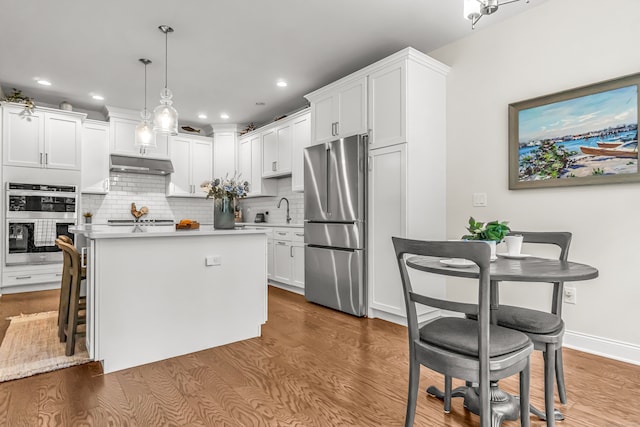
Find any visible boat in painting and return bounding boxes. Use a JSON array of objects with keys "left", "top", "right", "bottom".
[
  {"left": 596, "top": 140, "right": 623, "bottom": 148},
  {"left": 580, "top": 140, "right": 638, "bottom": 158}
]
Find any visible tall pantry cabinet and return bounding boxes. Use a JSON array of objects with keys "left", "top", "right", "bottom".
[{"left": 306, "top": 47, "right": 450, "bottom": 325}]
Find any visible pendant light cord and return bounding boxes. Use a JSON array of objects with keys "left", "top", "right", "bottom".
[
  {"left": 164, "top": 30, "right": 168, "bottom": 90},
  {"left": 144, "top": 61, "right": 148, "bottom": 111}
]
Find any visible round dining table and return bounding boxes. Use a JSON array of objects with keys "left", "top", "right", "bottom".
[{"left": 406, "top": 254, "right": 599, "bottom": 426}]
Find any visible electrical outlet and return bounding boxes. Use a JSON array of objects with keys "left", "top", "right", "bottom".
[
  {"left": 205, "top": 255, "right": 222, "bottom": 266},
  {"left": 564, "top": 287, "right": 577, "bottom": 304}
]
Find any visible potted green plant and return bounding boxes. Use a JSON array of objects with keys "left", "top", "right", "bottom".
[{"left": 462, "top": 217, "right": 510, "bottom": 259}]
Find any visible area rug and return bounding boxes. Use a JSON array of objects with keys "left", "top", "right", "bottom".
[{"left": 0, "top": 311, "right": 90, "bottom": 382}]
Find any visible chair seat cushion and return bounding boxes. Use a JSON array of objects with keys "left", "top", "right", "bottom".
[
  {"left": 494, "top": 305, "right": 563, "bottom": 334},
  {"left": 419, "top": 317, "right": 531, "bottom": 358}
]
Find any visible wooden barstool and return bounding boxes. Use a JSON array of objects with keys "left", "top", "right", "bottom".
[{"left": 55, "top": 237, "right": 86, "bottom": 356}]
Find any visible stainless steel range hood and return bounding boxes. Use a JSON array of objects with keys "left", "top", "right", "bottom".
[{"left": 109, "top": 154, "right": 174, "bottom": 175}]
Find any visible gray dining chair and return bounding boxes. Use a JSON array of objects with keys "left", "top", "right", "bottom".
[
  {"left": 393, "top": 237, "right": 533, "bottom": 427},
  {"left": 467, "top": 231, "right": 571, "bottom": 425}
]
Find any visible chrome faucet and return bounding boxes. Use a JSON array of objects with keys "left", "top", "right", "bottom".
[{"left": 277, "top": 197, "right": 291, "bottom": 224}]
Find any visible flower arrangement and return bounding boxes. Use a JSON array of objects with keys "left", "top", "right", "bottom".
[
  {"left": 462, "top": 216, "right": 510, "bottom": 242},
  {"left": 4, "top": 88, "right": 36, "bottom": 114},
  {"left": 201, "top": 173, "right": 249, "bottom": 200}
]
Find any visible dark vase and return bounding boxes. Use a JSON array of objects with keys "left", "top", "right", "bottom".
[{"left": 213, "top": 197, "right": 235, "bottom": 229}]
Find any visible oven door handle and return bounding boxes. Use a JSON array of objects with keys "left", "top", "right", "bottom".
[{"left": 81, "top": 247, "right": 87, "bottom": 268}]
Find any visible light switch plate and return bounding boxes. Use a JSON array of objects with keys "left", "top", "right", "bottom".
[
  {"left": 472, "top": 193, "right": 488, "bottom": 207},
  {"left": 205, "top": 255, "right": 222, "bottom": 266}
]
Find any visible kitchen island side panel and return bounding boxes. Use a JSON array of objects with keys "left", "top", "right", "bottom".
[{"left": 93, "top": 232, "right": 267, "bottom": 374}]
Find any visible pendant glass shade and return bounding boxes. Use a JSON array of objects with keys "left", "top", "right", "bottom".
[
  {"left": 152, "top": 88, "right": 178, "bottom": 135},
  {"left": 135, "top": 109, "right": 156, "bottom": 148}
]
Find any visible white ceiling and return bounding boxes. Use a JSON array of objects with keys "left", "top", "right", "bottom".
[{"left": 0, "top": 0, "right": 546, "bottom": 130}]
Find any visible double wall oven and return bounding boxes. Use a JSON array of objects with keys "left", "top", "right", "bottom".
[{"left": 6, "top": 182, "right": 77, "bottom": 266}]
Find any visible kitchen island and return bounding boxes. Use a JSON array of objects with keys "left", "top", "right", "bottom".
[{"left": 71, "top": 225, "right": 268, "bottom": 374}]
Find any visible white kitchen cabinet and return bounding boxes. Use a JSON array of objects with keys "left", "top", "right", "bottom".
[
  {"left": 265, "top": 226, "right": 304, "bottom": 293},
  {"left": 291, "top": 229, "right": 305, "bottom": 289},
  {"left": 368, "top": 143, "right": 407, "bottom": 318},
  {"left": 306, "top": 75, "right": 367, "bottom": 145},
  {"left": 2, "top": 103, "right": 84, "bottom": 170},
  {"left": 81, "top": 120, "right": 110, "bottom": 194},
  {"left": 166, "top": 134, "right": 213, "bottom": 198},
  {"left": 261, "top": 121, "right": 292, "bottom": 178},
  {"left": 212, "top": 125, "right": 238, "bottom": 179},
  {"left": 238, "top": 134, "right": 276, "bottom": 197},
  {"left": 365, "top": 48, "right": 450, "bottom": 324},
  {"left": 106, "top": 106, "right": 169, "bottom": 158},
  {"left": 291, "top": 111, "right": 311, "bottom": 192}
]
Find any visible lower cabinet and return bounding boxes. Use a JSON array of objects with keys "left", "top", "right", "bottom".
[{"left": 267, "top": 227, "right": 304, "bottom": 293}]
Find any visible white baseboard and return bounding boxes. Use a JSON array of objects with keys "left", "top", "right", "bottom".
[
  {"left": 369, "top": 307, "right": 441, "bottom": 327},
  {"left": 268, "top": 280, "right": 304, "bottom": 296},
  {"left": 564, "top": 330, "right": 640, "bottom": 366}
]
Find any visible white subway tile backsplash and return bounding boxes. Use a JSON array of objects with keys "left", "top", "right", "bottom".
[{"left": 81, "top": 173, "right": 304, "bottom": 225}]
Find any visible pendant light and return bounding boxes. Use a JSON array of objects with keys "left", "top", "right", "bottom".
[
  {"left": 135, "top": 58, "right": 156, "bottom": 151},
  {"left": 153, "top": 25, "right": 178, "bottom": 135}
]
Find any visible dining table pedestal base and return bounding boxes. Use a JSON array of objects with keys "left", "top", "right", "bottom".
[{"left": 427, "top": 382, "right": 520, "bottom": 427}]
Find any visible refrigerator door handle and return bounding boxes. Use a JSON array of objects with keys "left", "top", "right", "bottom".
[{"left": 326, "top": 145, "right": 331, "bottom": 216}]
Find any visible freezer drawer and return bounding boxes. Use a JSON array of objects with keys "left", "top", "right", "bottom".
[
  {"left": 304, "top": 245, "right": 366, "bottom": 317},
  {"left": 304, "top": 221, "right": 364, "bottom": 250}
]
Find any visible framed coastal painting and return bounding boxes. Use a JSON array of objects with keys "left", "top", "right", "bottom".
[{"left": 509, "top": 73, "right": 640, "bottom": 189}]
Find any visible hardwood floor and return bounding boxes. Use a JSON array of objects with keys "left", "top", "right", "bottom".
[{"left": 0, "top": 286, "right": 639, "bottom": 426}]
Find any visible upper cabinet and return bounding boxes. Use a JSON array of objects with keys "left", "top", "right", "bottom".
[
  {"left": 306, "top": 76, "right": 367, "bottom": 145},
  {"left": 238, "top": 133, "right": 276, "bottom": 198},
  {"left": 211, "top": 124, "right": 238, "bottom": 179},
  {"left": 261, "top": 121, "right": 292, "bottom": 178},
  {"left": 2, "top": 103, "right": 84, "bottom": 170},
  {"left": 106, "top": 106, "right": 169, "bottom": 158},
  {"left": 291, "top": 112, "right": 311, "bottom": 192},
  {"left": 166, "top": 134, "right": 213, "bottom": 198},
  {"left": 81, "top": 120, "right": 110, "bottom": 194}
]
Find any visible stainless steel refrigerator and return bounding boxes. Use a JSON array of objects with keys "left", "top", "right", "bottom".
[{"left": 304, "top": 134, "right": 367, "bottom": 317}]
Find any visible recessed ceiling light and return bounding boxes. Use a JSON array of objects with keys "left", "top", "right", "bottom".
[
  {"left": 198, "top": 113, "right": 208, "bottom": 119},
  {"left": 92, "top": 94, "right": 104, "bottom": 101},
  {"left": 276, "top": 80, "right": 288, "bottom": 87},
  {"left": 256, "top": 102, "right": 266, "bottom": 106},
  {"left": 37, "top": 80, "right": 52, "bottom": 86},
  {"left": 220, "top": 113, "right": 230, "bottom": 119}
]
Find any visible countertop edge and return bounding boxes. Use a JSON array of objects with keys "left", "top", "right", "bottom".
[{"left": 70, "top": 226, "right": 269, "bottom": 239}]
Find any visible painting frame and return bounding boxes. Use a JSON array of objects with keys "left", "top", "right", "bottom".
[{"left": 508, "top": 73, "right": 640, "bottom": 190}]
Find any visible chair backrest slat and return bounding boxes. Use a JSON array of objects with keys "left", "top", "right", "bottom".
[{"left": 409, "top": 291, "right": 478, "bottom": 315}]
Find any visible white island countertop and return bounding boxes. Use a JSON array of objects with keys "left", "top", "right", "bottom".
[{"left": 70, "top": 224, "right": 270, "bottom": 239}]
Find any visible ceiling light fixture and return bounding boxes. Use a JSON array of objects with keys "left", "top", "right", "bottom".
[
  {"left": 198, "top": 113, "right": 208, "bottom": 119},
  {"left": 276, "top": 80, "right": 288, "bottom": 87},
  {"left": 153, "top": 25, "right": 178, "bottom": 135},
  {"left": 220, "top": 113, "right": 229, "bottom": 119},
  {"left": 37, "top": 80, "right": 51, "bottom": 86},
  {"left": 464, "top": 0, "right": 529, "bottom": 29},
  {"left": 135, "top": 58, "right": 156, "bottom": 150},
  {"left": 92, "top": 94, "right": 104, "bottom": 100}
]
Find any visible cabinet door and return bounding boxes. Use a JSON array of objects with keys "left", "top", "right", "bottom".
[
  {"left": 110, "top": 117, "right": 169, "bottom": 158},
  {"left": 276, "top": 123, "right": 292, "bottom": 174},
  {"left": 167, "top": 136, "right": 192, "bottom": 197},
  {"left": 81, "top": 121, "right": 110, "bottom": 194},
  {"left": 251, "top": 134, "right": 276, "bottom": 197},
  {"left": 238, "top": 137, "right": 252, "bottom": 190},
  {"left": 291, "top": 243, "right": 305, "bottom": 289},
  {"left": 311, "top": 93, "right": 336, "bottom": 145},
  {"left": 44, "top": 113, "right": 81, "bottom": 170},
  {"left": 191, "top": 139, "right": 213, "bottom": 198},
  {"left": 273, "top": 241, "right": 292, "bottom": 284},
  {"left": 267, "top": 239, "right": 275, "bottom": 280},
  {"left": 261, "top": 128, "right": 278, "bottom": 177},
  {"left": 2, "top": 106, "right": 43, "bottom": 168},
  {"left": 368, "top": 143, "right": 407, "bottom": 317},
  {"left": 291, "top": 112, "right": 311, "bottom": 192},
  {"left": 368, "top": 61, "right": 406, "bottom": 149},
  {"left": 337, "top": 76, "right": 367, "bottom": 139},
  {"left": 213, "top": 131, "right": 236, "bottom": 179}
]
